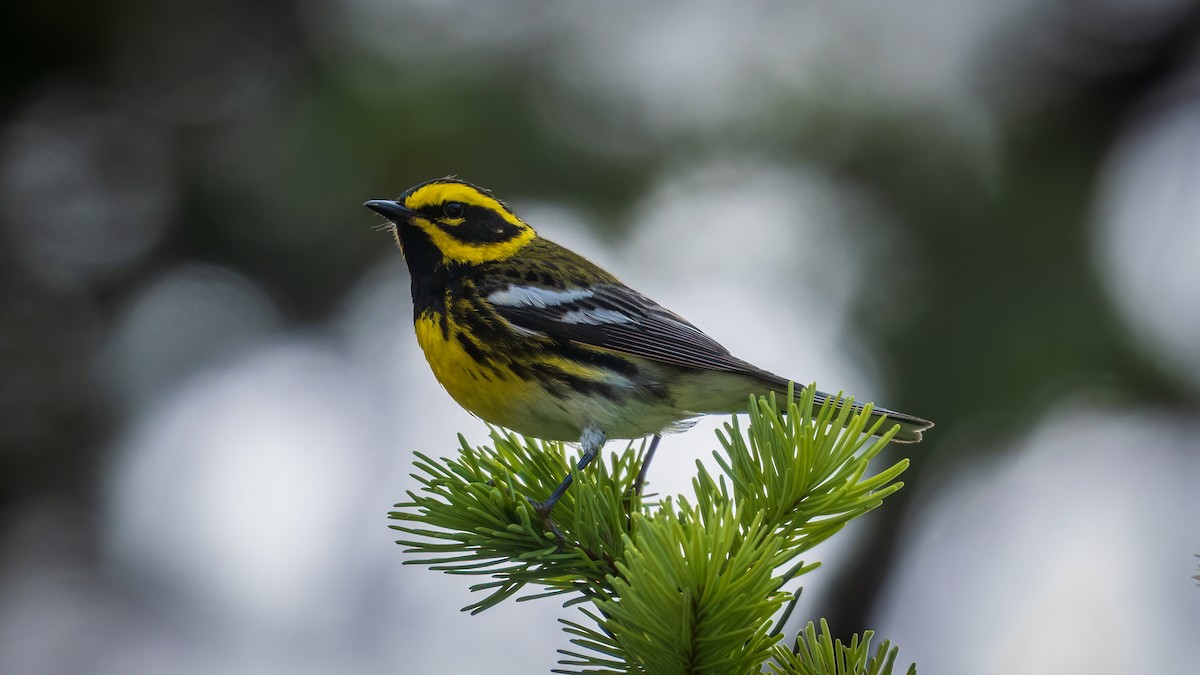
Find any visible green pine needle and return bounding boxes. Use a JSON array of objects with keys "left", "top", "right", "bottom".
[
  {"left": 390, "top": 383, "right": 916, "bottom": 670},
  {"left": 390, "top": 430, "right": 645, "bottom": 612},
  {"left": 769, "top": 619, "right": 916, "bottom": 675}
]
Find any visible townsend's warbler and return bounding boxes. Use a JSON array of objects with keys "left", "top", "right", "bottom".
[{"left": 365, "top": 178, "right": 932, "bottom": 528}]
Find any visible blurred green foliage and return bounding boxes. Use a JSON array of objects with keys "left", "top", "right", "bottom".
[{"left": 2, "top": 0, "right": 1198, "bottom": 652}]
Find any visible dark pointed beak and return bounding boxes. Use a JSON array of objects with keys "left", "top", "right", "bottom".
[{"left": 363, "top": 199, "right": 416, "bottom": 223}]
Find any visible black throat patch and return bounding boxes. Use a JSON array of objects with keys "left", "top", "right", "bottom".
[{"left": 397, "top": 224, "right": 457, "bottom": 321}]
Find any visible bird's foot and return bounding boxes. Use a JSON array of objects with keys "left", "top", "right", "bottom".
[{"left": 526, "top": 496, "right": 566, "bottom": 552}]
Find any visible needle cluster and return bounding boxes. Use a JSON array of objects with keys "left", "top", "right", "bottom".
[{"left": 390, "top": 384, "right": 915, "bottom": 674}]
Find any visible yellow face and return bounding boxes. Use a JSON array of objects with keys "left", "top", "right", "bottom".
[{"left": 385, "top": 179, "right": 536, "bottom": 265}]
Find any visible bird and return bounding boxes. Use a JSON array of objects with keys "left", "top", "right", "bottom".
[{"left": 365, "top": 177, "right": 932, "bottom": 537}]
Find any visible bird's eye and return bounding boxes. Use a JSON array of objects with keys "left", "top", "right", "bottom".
[{"left": 443, "top": 202, "right": 465, "bottom": 219}]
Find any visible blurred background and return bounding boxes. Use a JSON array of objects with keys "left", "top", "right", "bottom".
[{"left": 2, "top": 0, "right": 1199, "bottom": 673}]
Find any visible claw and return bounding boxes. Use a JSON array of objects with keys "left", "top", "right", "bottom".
[{"left": 527, "top": 496, "right": 566, "bottom": 551}]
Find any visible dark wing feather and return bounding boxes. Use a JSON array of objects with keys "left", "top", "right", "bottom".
[{"left": 489, "top": 282, "right": 765, "bottom": 375}]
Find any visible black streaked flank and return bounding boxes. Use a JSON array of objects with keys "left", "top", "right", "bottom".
[
  {"left": 455, "top": 331, "right": 493, "bottom": 370},
  {"left": 551, "top": 340, "right": 641, "bottom": 378},
  {"left": 529, "top": 362, "right": 623, "bottom": 402}
]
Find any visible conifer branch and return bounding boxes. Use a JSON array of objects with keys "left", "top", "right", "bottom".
[{"left": 390, "top": 384, "right": 917, "bottom": 672}]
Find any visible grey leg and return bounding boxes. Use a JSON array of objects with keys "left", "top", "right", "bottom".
[
  {"left": 529, "top": 425, "right": 606, "bottom": 546},
  {"left": 632, "top": 434, "right": 662, "bottom": 497}
]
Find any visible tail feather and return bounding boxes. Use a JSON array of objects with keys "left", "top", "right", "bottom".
[
  {"left": 772, "top": 383, "right": 933, "bottom": 444},
  {"left": 681, "top": 367, "right": 934, "bottom": 443}
]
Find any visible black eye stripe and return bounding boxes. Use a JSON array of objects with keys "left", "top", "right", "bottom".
[
  {"left": 443, "top": 201, "right": 466, "bottom": 218},
  {"left": 436, "top": 208, "right": 522, "bottom": 244}
]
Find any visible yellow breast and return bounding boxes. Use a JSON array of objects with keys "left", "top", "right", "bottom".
[{"left": 413, "top": 314, "right": 533, "bottom": 429}]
